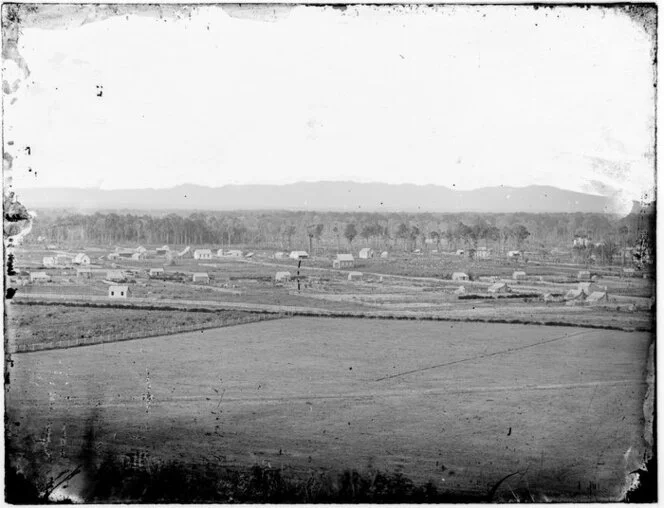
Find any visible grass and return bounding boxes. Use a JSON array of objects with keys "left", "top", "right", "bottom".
[
  {"left": 6, "top": 303, "right": 275, "bottom": 348},
  {"left": 7, "top": 318, "right": 653, "bottom": 502}
]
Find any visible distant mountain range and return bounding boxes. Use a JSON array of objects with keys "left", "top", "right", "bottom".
[{"left": 16, "top": 182, "right": 636, "bottom": 214}]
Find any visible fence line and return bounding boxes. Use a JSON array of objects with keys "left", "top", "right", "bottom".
[{"left": 10, "top": 313, "right": 279, "bottom": 354}]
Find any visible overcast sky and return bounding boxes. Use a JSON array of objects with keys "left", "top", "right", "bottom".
[{"left": 3, "top": 5, "right": 656, "bottom": 209}]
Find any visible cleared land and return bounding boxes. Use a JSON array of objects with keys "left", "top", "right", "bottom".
[{"left": 6, "top": 317, "right": 652, "bottom": 502}]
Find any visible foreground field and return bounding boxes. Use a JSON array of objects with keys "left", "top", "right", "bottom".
[{"left": 6, "top": 318, "right": 652, "bottom": 502}]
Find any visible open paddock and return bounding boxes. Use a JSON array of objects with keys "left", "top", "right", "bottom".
[{"left": 6, "top": 317, "right": 652, "bottom": 502}]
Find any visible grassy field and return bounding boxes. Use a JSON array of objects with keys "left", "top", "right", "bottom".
[
  {"left": 6, "top": 318, "right": 652, "bottom": 502},
  {"left": 5, "top": 304, "right": 270, "bottom": 348}
]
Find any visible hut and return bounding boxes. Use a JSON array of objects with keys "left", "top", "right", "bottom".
[
  {"left": 73, "top": 253, "right": 90, "bottom": 265},
  {"left": 192, "top": 272, "right": 210, "bottom": 284},
  {"left": 507, "top": 250, "right": 521, "bottom": 258},
  {"left": 512, "top": 271, "right": 527, "bottom": 281},
  {"left": 275, "top": 271, "right": 291, "bottom": 282},
  {"left": 359, "top": 248, "right": 374, "bottom": 259},
  {"left": 225, "top": 250, "right": 243, "bottom": 257},
  {"left": 108, "top": 285, "right": 129, "bottom": 299},
  {"left": 488, "top": 282, "right": 510, "bottom": 294},
  {"left": 380, "top": 251, "right": 389, "bottom": 259},
  {"left": 456, "top": 249, "right": 465, "bottom": 256},
  {"left": 29, "top": 271, "right": 50, "bottom": 283},
  {"left": 289, "top": 251, "right": 309, "bottom": 260},
  {"left": 131, "top": 252, "right": 146, "bottom": 261},
  {"left": 42, "top": 256, "right": 56, "bottom": 268},
  {"left": 135, "top": 246, "right": 147, "bottom": 254},
  {"left": 149, "top": 268, "right": 165, "bottom": 277},
  {"left": 348, "top": 271, "right": 363, "bottom": 281},
  {"left": 451, "top": 272, "right": 469, "bottom": 281},
  {"left": 333, "top": 254, "right": 355, "bottom": 269},
  {"left": 577, "top": 270, "right": 591, "bottom": 281},
  {"left": 194, "top": 249, "right": 213, "bottom": 260}
]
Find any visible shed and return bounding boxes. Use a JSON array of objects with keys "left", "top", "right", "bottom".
[
  {"left": 135, "top": 246, "right": 147, "bottom": 254},
  {"left": 456, "top": 249, "right": 465, "bottom": 256},
  {"left": 194, "top": 249, "right": 213, "bottom": 260},
  {"left": 289, "top": 251, "right": 309, "bottom": 260},
  {"left": 577, "top": 270, "right": 591, "bottom": 281},
  {"left": 226, "top": 250, "right": 243, "bottom": 257},
  {"left": 512, "top": 271, "right": 527, "bottom": 280},
  {"left": 348, "top": 271, "right": 363, "bottom": 281},
  {"left": 149, "top": 268, "right": 165, "bottom": 277},
  {"left": 29, "top": 271, "right": 50, "bottom": 283},
  {"left": 359, "top": 248, "right": 374, "bottom": 259},
  {"left": 507, "top": 250, "right": 521, "bottom": 258},
  {"left": 488, "top": 282, "right": 510, "bottom": 294},
  {"left": 192, "top": 272, "right": 210, "bottom": 284},
  {"left": 42, "top": 256, "right": 56, "bottom": 268},
  {"left": 108, "top": 285, "right": 129, "bottom": 299},
  {"left": 73, "top": 253, "right": 90, "bottom": 265},
  {"left": 131, "top": 252, "right": 146, "bottom": 261},
  {"left": 587, "top": 291, "right": 609, "bottom": 304},
  {"left": 108, "top": 252, "right": 120, "bottom": 260},
  {"left": 275, "top": 271, "right": 291, "bottom": 282},
  {"left": 333, "top": 253, "right": 355, "bottom": 269},
  {"left": 380, "top": 251, "right": 389, "bottom": 259},
  {"left": 451, "top": 272, "right": 469, "bottom": 281}
]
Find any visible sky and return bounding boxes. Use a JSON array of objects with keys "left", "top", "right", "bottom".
[{"left": 3, "top": 4, "right": 656, "bottom": 211}]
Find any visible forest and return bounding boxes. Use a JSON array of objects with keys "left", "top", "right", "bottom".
[{"left": 27, "top": 208, "right": 654, "bottom": 262}]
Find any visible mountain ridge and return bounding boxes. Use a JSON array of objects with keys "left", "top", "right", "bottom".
[{"left": 14, "top": 182, "right": 633, "bottom": 214}]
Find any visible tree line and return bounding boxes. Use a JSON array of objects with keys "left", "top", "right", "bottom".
[{"left": 29, "top": 209, "right": 653, "bottom": 260}]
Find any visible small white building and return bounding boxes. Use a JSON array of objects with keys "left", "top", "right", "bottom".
[
  {"left": 512, "top": 271, "right": 527, "bottom": 281},
  {"left": 194, "top": 249, "right": 213, "bottom": 260},
  {"left": 226, "top": 250, "right": 243, "bottom": 257},
  {"left": 475, "top": 247, "right": 491, "bottom": 259},
  {"left": 456, "top": 249, "right": 465, "bottom": 256},
  {"left": 507, "top": 250, "right": 521, "bottom": 258},
  {"left": 135, "top": 246, "right": 147, "bottom": 254},
  {"left": 488, "top": 282, "right": 510, "bottom": 294},
  {"left": 108, "top": 285, "right": 129, "bottom": 299},
  {"left": 72, "top": 253, "right": 90, "bottom": 265},
  {"left": 451, "top": 272, "right": 469, "bottom": 281},
  {"left": 42, "top": 256, "right": 56, "bottom": 268},
  {"left": 29, "top": 271, "right": 50, "bottom": 283},
  {"left": 359, "top": 248, "right": 374, "bottom": 259},
  {"left": 380, "top": 251, "right": 389, "bottom": 259},
  {"left": 289, "top": 251, "right": 309, "bottom": 260},
  {"left": 333, "top": 254, "right": 355, "bottom": 269},
  {"left": 192, "top": 272, "right": 210, "bottom": 284},
  {"left": 131, "top": 252, "right": 146, "bottom": 261},
  {"left": 275, "top": 271, "right": 291, "bottom": 282},
  {"left": 577, "top": 270, "right": 591, "bottom": 281},
  {"left": 348, "top": 271, "right": 363, "bottom": 281},
  {"left": 106, "top": 270, "right": 126, "bottom": 281},
  {"left": 149, "top": 268, "right": 165, "bottom": 277},
  {"left": 46, "top": 244, "right": 58, "bottom": 250},
  {"left": 108, "top": 252, "right": 120, "bottom": 260}
]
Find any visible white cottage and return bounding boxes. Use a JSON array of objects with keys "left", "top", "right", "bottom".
[
  {"left": 451, "top": 272, "right": 469, "bottom": 281},
  {"left": 108, "top": 285, "right": 129, "bottom": 299},
  {"left": 194, "top": 249, "right": 213, "bottom": 260}
]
